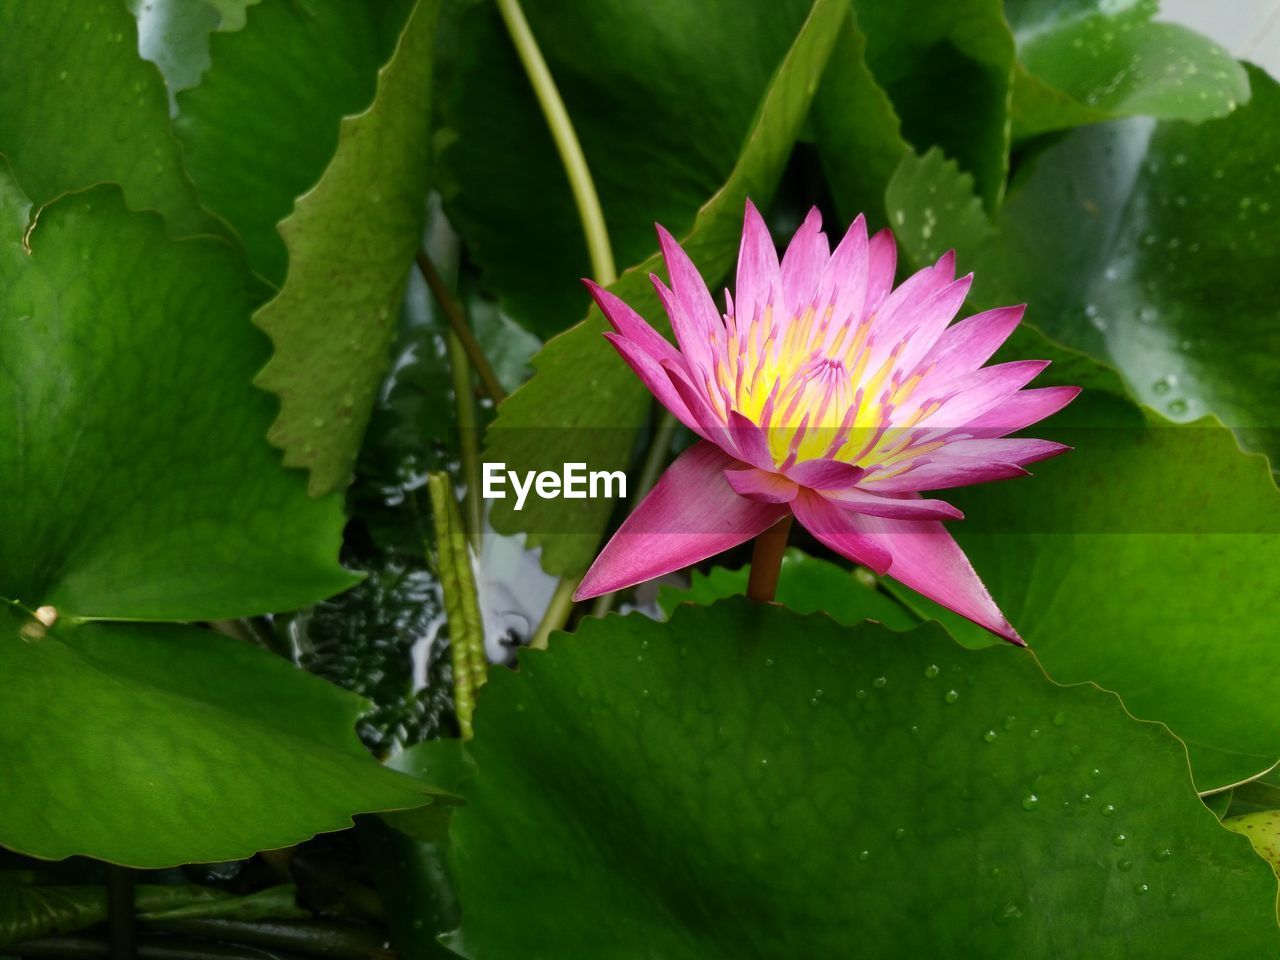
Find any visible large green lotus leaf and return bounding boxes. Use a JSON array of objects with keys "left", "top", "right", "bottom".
[
  {"left": 440, "top": 0, "right": 818, "bottom": 338},
  {"left": 447, "top": 600, "right": 1280, "bottom": 957},
  {"left": 853, "top": 0, "right": 1015, "bottom": 209},
  {"left": 175, "top": 0, "right": 413, "bottom": 284},
  {"left": 484, "top": 0, "right": 849, "bottom": 578},
  {"left": 254, "top": 0, "right": 438, "bottom": 496},
  {"left": 0, "top": 0, "right": 218, "bottom": 238},
  {"left": 658, "top": 548, "right": 919, "bottom": 631},
  {"left": 1005, "top": 0, "right": 1249, "bottom": 139},
  {"left": 888, "top": 66, "right": 1280, "bottom": 472},
  {"left": 809, "top": 5, "right": 909, "bottom": 226},
  {"left": 0, "top": 605, "right": 441, "bottom": 868},
  {"left": 885, "top": 149, "right": 1280, "bottom": 788},
  {"left": 0, "top": 177, "right": 353, "bottom": 619}
]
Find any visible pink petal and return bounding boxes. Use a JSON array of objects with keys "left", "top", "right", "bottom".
[
  {"left": 780, "top": 207, "right": 829, "bottom": 317},
  {"left": 847, "top": 513, "right": 1021, "bottom": 644},
  {"left": 654, "top": 226, "right": 720, "bottom": 377},
  {"left": 865, "top": 250, "right": 957, "bottom": 362},
  {"left": 585, "top": 279, "right": 681, "bottom": 366},
  {"left": 661, "top": 359, "right": 728, "bottom": 443},
  {"left": 964, "top": 385, "right": 1081, "bottom": 437},
  {"left": 920, "top": 304, "right": 1024, "bottom": 384},
  {"left": 724, "top": 466, "right": 799, "bottom": 503},
  {"left": 790, "top": 491, "right": 893, "bottom": 575},
  {"left": 891, "top": 274, "right": 975, "bottom": 376},
  {"left": 935, "top": 437, "right": 1071, "bottom": 466},
  {"left": 818, "top": 486, "right": 963, "bottom": 520},
  {"left": 919, "top": 360, "right": 1050, "bottom": 428},
  {"left": 602, "top": 333, "right": 698, "bottom": 433},
  {"left": 860, "top": 457, "right": 1029, "bottom": 493},
  {"left": 735, "top": 200, "right": 783, "bottom": 331},
  {"left": 726, "top": 410, "right": 776, "bottom": 471},
  {"left": 865, "top": 228, "right": 897, "bottom": 315},
  {"left": 815, "top": 214, "right": 869, "bottom": 329},
  {"left": 786, "top": 458, "right": 865, "bottom": 489},
  {"left": 574, "top": 442, "right": 788, "bottom": 600}
]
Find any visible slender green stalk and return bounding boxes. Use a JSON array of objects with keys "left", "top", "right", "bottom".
[
  {"left": 530, "top": 578, "right": 577, "bottom": 650},
  {"left": 494, "top": 0, "right": 616, "bottom": 285},
  {"left": 445, "top": 329, "right": 484, "bottom": 551},
  {"left": 746, "top": 516, "right": 793, "bottom": 603},
  {"left": 428, "top": 472, "right": 488, "bottom": 738},
  {"left": 590, "top": 412, "right": 679, "bottom": 618},
  {"left": 417, "top": 251, "right": 506, "bottom": 404}
]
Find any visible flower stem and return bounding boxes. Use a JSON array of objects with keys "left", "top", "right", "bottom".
[
  {"left": 445, "top": 328, "right": 483, "bottom": 551},
  {"left": 416, "top": 250, "right": 506, "bottom": 404},
  {"left": 494, "top": 0, "right": 616, "bottom": 285},
  {"left": 746, "top": 516, "right": 793, "bottom": 603},
  {"left": 530, "top": 577, "right": 576, "bottom": 650}
]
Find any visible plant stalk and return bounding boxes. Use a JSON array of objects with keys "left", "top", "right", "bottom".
[
  {"left": 746, "top": 516, "right": 793, "bottom": 603},
  {"left": 445, "top": 329, "right": 484, "bottom": 551},
  {"left": 494, "top": 0, "right": 616, "bottom": 285},
  {"left": 416, "top": 251, "right": 506, "bottom": 405}
]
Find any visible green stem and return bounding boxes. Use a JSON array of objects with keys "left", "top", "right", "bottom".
[
  {"left": 746, "top": 516, "right": 793, "bottom": 603},
  {"left": 142, "top": 919, "right": 390, "bottom": 959},
  {"left": 590, "top": 411, "right": 679, "bottom": 618},
  {"left": 445, "top": 329, "right": 483, "bottom": 551},
  {"left": 530, "top": 578, "right": 576, "bottom": 651},
  {"left": 11, "top": 935, "right": 315, "bottom": 960},
  {"left": 417, "top": 251, "right": 506, "bottom": 404},
  {"left": 494, "top": 0, "right": 616, "bottom": 285}
]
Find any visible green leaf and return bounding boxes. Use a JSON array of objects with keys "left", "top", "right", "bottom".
[
  {"left": 891, "top": 66, "right": 1280, "bottom": 472},
  {"left": 854, "top": 0, "right": 1016, "bottom": 209},
  {"left": 485, "top": 0, "right": 848, "bottom": 578},
  {"left": 1006, "top": 0, "right": 1249, "bottom": 138},
  {"left": 253, "top": 0, "right": 439, "bottom": 495},
  {"left": 809, "top": 5, "right": 909, "bottom": 226},
  {"left": 174, "top": 0, "right": 414, "bottom": 284},
  {"left": 1224, "top": 812, "right": 1280, "bottom": 873},
  {"left": 136, "top": 884, "right": 307, "bottom": 922},
  {"left": 440, "top": 0, "right": 819, "bottom": 338},
  {"left": 0, "top": 0, "right": 219, "bottom": 238},
  {"left": 0, "top": 605, "right": 442, "bottom": 868},
  {"left": 447, "top": 600, "right": 1280, "bottom": 956},
  {"left": 658, "top": 548, "right": 919, "bottom": 631},
  {"left": 0, "top": 178, "right": 354, "bottom": 619}
]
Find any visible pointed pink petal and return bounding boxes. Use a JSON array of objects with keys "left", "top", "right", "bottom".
[
  {"left": 791, "top": 490, "right": 893, "bottom": 575},
  {"left": 935, "top": 437, "right": 1071, "bottom": 466},
  {"left": 921, "top": 305, "right": 1024, "bottom": 384},
  {"left": 892, "top": 274, "right": 975, "bottom": 375},
  {"left": 780, "top": 207, "right": 829, "bottom": 317},
  {"left": 919, "top": 360, "right": 1050, "bottom": 428},
  {"left": 815, "top": 214, "right": 869, "bottom": 329},
  {"left": 964, "top": 385, "right": 1081, "bottom": 437},
  {"left": 724, "top": 466, "right": 799, "bottom": 503},
  {"left": 818, "top": 486, "right": 963, "bottom": 520},
  {"left": 847, "top": 513, "right": 1021, "bottom": 644},
  {"left": 786, "top": 458, "right": 865, "bottom": 489},
  {"left": 865, "top": 250, "right": 957, "bottom": 362},
  {"left": 602, "top": 333, "right": 698, "bottom": 433},
  {"left": 735, "top": 200, "right": 783, "bottom": 331},
  {"left": 865, "top": 228, "right": 897, "bottom": 315},
  {"left": 860, "top": 457, "right": 1029, "bottom": 493},
  {"left": 585, "top": 279, "right": 681, "bottom": 366},
  {"left": 654, "top": 226, "right": 720, "bottom": 376},
  {"left": 574, "top": 442, "right": 788, "bottom": 600},
  {"left": 726, "top": 410, "right": 776, "bottom": 470},
  {"left": 661, "top": 359, "right": 728, "bottom": 444}
]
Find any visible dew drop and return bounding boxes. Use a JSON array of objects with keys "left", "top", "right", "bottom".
[
  {"left": 1022, "top": 794, "right": 1040, "bottom": 811},
  {"left": 993, "top": 900, "right": 1025, "bottom": 926},
  {"left": 1051, "top": 711, "right": 1067, "bottom": 727},
  {"left": 1079, "top": 792, "right": 1092, "bottom": 804},
  {"left": 1003, "top": 715, "right": 1017, "bottom": 731},
  {"left": 983, "top": 730, "right": 998, "bottom": 743},
  {"left": 1155, "top": 847, "right": 1173, "bottom": 862},
  {"left": 924, "top": 664, "right": 940, "bottom": 679},
  {"left": 858, "top": 850, "right": 870, "bottom": 862},
  {"left": 893, "top": 827, "right": 906, "bottom": 841},
  {"left": 944, "top": 689, "right": 960, "bottom": 704},
  {"left": 1102, "top": 804, "right": 1117, "bottom": 817},
  {"left": 1091, "top": 768, "right": 1102, "bottom": 779},
  {"left": 1028, "top": 728, "right": 1041, "bottom": 740},
  {"left": 856, "top": 689, "right": 867, "bottom": 700},
  {"left": 1118, "top": 858, "right": 1134, "bottom": 872},
  {"left": 1133, "top": 883, "right": 1149, "bottom": 896},
  {"left": 873, "top": 676, "right": 887, "bottom": 689},
  {"left": 1167, "top": 398, "right": 1189, "bottom": 416},
  {"left": 1113, "top": 833, "right": 1127, "bottom": 846}
]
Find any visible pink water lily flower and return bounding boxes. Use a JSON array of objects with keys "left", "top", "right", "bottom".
[{"left": 574, "top": 202, "right": 1078, "bottom": 644}]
